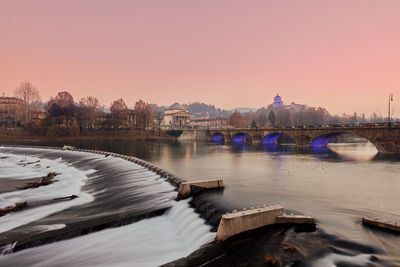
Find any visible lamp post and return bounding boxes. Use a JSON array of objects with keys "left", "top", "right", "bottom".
[{"left": 388, "top": 93, "right": 393, "bottom": 127}]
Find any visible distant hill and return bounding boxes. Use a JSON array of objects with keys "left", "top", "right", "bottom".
[
  {"left": 149, "top": 104, "right": 167, "bottom": 115},
  {"left": 151, "top": 102, "right": 259, "bottom": 118},
  {"left": 233, "top": 107, "right": 258, "bottom": 113},
  {"left": 186, "top": 102, "right": 232, "bottom": 118}
]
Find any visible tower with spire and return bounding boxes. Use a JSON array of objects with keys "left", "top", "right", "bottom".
[{"left": 273, "top": 94, "right": 283, "bottom": 107}]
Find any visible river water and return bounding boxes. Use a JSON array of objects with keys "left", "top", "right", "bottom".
[{"left": 0, "top": 139, "right": 399, "bottom": 266}]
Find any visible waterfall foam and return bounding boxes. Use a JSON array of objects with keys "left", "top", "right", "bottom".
[
  {"left": 0, "top": 199, "right": 215, "bottom": 267},
  {"left": 0, "top": 152, "right": 94, "bottom": 234},
  {"left": 310, "top": 253, "right": 373, "bottom": 267}
]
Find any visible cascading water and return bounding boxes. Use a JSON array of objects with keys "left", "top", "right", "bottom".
[
  {"left": 0, "top": 147, "right": 215, "bottom": 266},
  {"left": 0, "top": 199, "right": 215, "bottom": 267},
  {"left": 0, "top": 153, "right": 94, "bottom": 234}
]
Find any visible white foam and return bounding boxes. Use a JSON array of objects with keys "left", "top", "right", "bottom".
[
  {"left": 0, "top": 152, "right": 94, "bottom": 233},
  {"left": 311, "top": 253, "right": 372, "bottom": 267},
  {"left": 0, "top": 199, "right": 215, "bottom": 267},
  {"left": 32, "top": 224, "right": 67, "bottom": 232}
]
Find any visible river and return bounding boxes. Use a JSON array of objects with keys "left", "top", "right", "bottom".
[{"left": 0, "top": 139, "right": 399, "bottom": 266}]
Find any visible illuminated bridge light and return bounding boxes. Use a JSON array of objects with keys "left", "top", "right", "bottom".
[
  {"left": 232, "top": 133, "right": 248, "bottom": 143},
  {"left": 211, "top": 133, "right": 224, "bottom": 143},
  {"left": 311, "top": 145, "right": 334, "bottom": 155},
  {"left": 311, "top": 133, "right": 342, "bottom": 147},
  {"left": 262, "top": 133, "right": 283, "bottom": 144}
]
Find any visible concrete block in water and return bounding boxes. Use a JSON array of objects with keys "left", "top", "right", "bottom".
[
  {"left": 363, "top": 217, "right": 400, "bottom": 233},
  {"left": 177, "top": 179, "right": 224, "bottom": 200},
  {"left": 276, "top": 214, "right": 315, "bottom": 224},
  {"left": 215, "top": 205, "right": 284, "bottom": 243}
]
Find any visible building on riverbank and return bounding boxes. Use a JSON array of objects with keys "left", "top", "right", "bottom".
[
  {"left": 0, "top": 97, "right": 27, "bottom": 127},
  {"left": 163, "top": 103, "right": 191, "bottom": 127},
  {"left": 191, "top": 116, "right": 228, "bottom": 128},
  {"left": 96, "top": 109, "right": 135, "bottom": 129}
]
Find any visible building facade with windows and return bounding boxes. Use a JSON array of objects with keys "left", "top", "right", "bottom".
[
  {"left": 163, "top": 103, "right": 191, "bottom": 127},
  {"left": 0, "top": 97, "right": 27, "bottom": 127}
]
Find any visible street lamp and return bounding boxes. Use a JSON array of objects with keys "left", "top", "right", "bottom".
[{"left": 388, "top": 93, "right": 394, "bottom": 127}]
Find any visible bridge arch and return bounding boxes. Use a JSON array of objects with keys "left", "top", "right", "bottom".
[
  {"left": 311, "top": 132, "right": 376, "bottom": 149},
  {"left": 232, "top": 132, "right": 252, "bottom": 143},
  {"left": 262, "top": 133, "right": 296, "bottom": 145},
  {"left": 211, "top": 133, "right": 225, "bottom": 143},
  {"left": 311, "top": 133, "right": 342, "bottom": 147}
]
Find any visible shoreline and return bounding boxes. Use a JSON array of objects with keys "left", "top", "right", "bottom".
[{"left": 0, "top": 134, "right": 176, "bottom": 144}]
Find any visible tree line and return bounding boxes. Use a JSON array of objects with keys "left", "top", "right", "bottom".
[{"left": 11, "top": 81, "right": 154, "bottom": 136}]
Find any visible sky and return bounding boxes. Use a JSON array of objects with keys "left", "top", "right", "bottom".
[{"left": 1, "top": 0, "right": 399, "bottom": 116}]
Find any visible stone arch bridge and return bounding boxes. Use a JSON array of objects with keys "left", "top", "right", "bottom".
[{"left": 182, "top": 126, "right": 400, "bottom": 154}]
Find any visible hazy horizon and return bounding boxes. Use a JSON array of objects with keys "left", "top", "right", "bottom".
[{"left": 1, "top": 0, "right": 399, "bottom": 116}]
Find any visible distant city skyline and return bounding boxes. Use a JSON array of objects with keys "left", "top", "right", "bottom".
[{"left": 1, "top": 1, "right": 399, "bottom": 116}]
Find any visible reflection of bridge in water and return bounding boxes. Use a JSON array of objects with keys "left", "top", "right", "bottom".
[{"left": 185, "top": 126, "right": 400, "bottom": 154}]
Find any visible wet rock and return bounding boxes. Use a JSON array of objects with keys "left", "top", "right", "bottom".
[
  {"left": 53, "top": 195, "right": 79, "bottom": 201},
  {"left": 264, "top": 255, "right": 278, "bottom": 266},
  {"left": 369, "top": 255, "right": 380, "bottom": 262},
  {"left": 282, "top": 245, "right": 295, "bottom": 252},
  {"left": 0, "top": 202, "right": 28, "bottom": 217},
  {"left": 16, "top": 172, "right": 61, "bottom": 190}
]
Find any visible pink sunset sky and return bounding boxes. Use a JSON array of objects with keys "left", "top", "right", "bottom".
[{"left": 1, "top": 0, "right": 399, "bottom": 116}]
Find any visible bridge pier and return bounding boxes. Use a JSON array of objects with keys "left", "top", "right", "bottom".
[{"left": 374, "top": 141, "right": 400, "bottom": 154}]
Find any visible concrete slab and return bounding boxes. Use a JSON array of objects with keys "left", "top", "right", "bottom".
[
  {"left": 177, "top": 179, "right": 224, "bottom": 200},
  {"left": 363, "top": 217, "right": 400, "bottom": 233},
  {"left": 215, "top": 204, "right": 285, "bottom": 243},
  {"left": 276, "top": 214, "right": 315, "bottom": 224}
]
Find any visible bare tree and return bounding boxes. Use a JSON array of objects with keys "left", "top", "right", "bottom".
[
  {"left": 154, "top": 111, "right": 162, "bottom": 135},
  {"left": 228, "top": 111, "right": 243, "bottom": 128},
  {"left": 255, "top": 108, "right": 268, "bottom": 127},
  {"left": 80, "top": 96, "right": 101, "bottom": 110},
  {"left": 14, "top": 81, "right": 41, "bottom": 106},
  {"left": 77, "top": 96, "right": 102, "bottom": 129},
  {"left": 14, "top": 81, "right": 42, "bottom": 122},
  {"left": 110, "top": 98, "right": 129, "bottom": 128},
  {"left": 150, "top": 105, "right": 163, "bottom": 135},
  {"left": 135, "top": 100, "right": 153, "bottom": 129},
  {"left": 242, "top": 111, "right": 256, "bottom": 127},
  {"left": 55, "top": 91, "right": 74, "bottom": 108}
]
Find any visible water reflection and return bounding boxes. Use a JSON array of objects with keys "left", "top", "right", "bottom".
[
  {"left": 262, "top": 143, "right": 295, "bottom": 154},
  {"left": 328, "top": 143, "right": 378, "bottom": 162},
  {"left": 311, "top": 145, "right": 334, "bottom": 155},
  {"left": 231, "top": 142, "right": 248, "bottom": 153}
]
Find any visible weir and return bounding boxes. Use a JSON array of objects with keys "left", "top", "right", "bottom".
[
  {"left": 0, "top": 145, "right": 181, "bottom": 251},
  {"left": 0, "top": 144, "right": 222, "bottom": 257}
]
